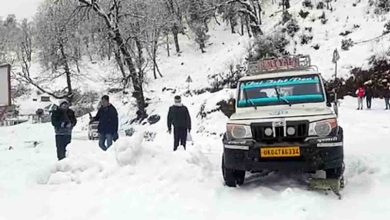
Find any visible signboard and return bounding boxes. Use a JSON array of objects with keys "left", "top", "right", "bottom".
[
  {"left": 248, "top": 55, "right": 311, "bottom": 74},
  {"left": 41, "top": 96, "right": 51, "bottom": 102},
  {"left": 0, "top": 64, "right": 11, "bottom": 106},
  {"left": 186, "top": 75, "right": 193, "bottom": 83}
]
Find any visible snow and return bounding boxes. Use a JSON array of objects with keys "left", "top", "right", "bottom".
[
  {"left": 261, "top": 0, "right": 390, "bottom": 79},
  {"left": 2, "top": 1, "right": 390, "bottom": 219},
  {"left": 2, "top": 97, "right": 390, "bottom": 220}
]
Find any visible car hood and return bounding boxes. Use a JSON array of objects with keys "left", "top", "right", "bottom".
[{"left": 231, "top": 106, "right": 334, "bottom": 120}]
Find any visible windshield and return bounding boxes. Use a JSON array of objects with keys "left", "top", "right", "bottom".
[{"left": 238, "top": 75, "right": 325, "bottom": 107}]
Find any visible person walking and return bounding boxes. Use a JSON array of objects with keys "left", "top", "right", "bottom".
[
  {"left": 384, "top": 84, "right": 390, "bottom": 110},
  {"left": 91, "top": 95, "right": 118, "bottom": 151},
  {"left": 365, "top": 84, "right": 373, "bottom": 109},
  {"left": 51, "top": 100, "right": 77, "bottom": 160},
  {"left": 355, "top": 86, "right": 366, "bottom": 110},
  {"left": 167, "top": 96, "right": 191, "bottom": 151}
]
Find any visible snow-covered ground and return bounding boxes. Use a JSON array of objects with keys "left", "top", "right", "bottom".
[
  {"left": 2, "top": 1, "right": 390, "bottom": 219},
  {"left": 261, "top": 0, "right": 390, "bottom": 79},
  {"left": 1, "top": 97, "right": 390, "bottom": 220}
]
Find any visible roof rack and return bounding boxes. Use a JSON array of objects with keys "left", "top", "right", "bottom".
[{"left": 248, "top": 55, "right": 312, "bottom": 75}]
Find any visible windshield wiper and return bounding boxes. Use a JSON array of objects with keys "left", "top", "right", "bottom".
[
  {"left": 243, "top": 88, "right": 257, "bottom": 110},
  {"left": 274, "top": 87, "right": 292, "bottom": 107}
]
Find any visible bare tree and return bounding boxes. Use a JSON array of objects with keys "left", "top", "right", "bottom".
[
  {"left": 78, "top": 0, "right": 147, "bottom": 118},
  {"left": 165, "top": 0, "right": 185, "bottom": 54},
  {"left": 17, "top": 0, "right": 85, "bottom": 103}
]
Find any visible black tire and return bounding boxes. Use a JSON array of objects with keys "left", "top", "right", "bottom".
[
  {"left": 326, "top": 163, "right": 345, "bottom": 179},
  {"left": 235, "top": 170, "right": 245, "bottom": 186},
  {"left": 222, "top": 154, "right": 245, "bottom": 187}
]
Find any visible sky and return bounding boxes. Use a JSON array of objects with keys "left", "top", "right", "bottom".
[{"left": 0, "top": 0, "right": 42, "bottom": 20}]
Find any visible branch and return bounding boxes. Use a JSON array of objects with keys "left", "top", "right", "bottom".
[
  {"left": 79, "top": 0, "right": 114, "bottom": 31},
  {"left": 16, "top": 72, "right": 71, "bottom": 99},
  {"left": 354, "top": 32, "right": 390, "bottom": 45}
]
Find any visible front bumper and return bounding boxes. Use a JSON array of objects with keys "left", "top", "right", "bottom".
[{"left": 223, "top": 135, "right": 343, "bottom": 172}]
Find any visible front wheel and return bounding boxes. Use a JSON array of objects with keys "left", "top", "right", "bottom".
[{"left": 222, "top": 154, "right": 245, "bottom": 187}]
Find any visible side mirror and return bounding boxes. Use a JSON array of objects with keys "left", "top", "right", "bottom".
[
  {"left": 326, "top": 92, "right": 334, "bottom": 107},
  {"left": 327, "top": 92, "right": 335, "bottom": 103},
  {"left": 227, "top": 98, "right": 236, "bottom": 117}
]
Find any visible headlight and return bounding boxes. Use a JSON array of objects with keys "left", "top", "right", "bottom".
[
  {"left": 309, "top": 119, "right": 338, "bottom": 137},
  {"left": 226, "top": 124, "right": 252, "bottom": 140}
]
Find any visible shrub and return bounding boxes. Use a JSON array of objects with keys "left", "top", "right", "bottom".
[
  {"left": 317, "top": 1, "right": 325, "bottom": 9},
  {"left": 284, "top": 19, "right": 300, "bottom": 37},
  {"left": 302, "top": 0, "right": 313, "bottom": 9},
  {"left": 341, "top": 39, "right": 354, "bottom": 50},
  {"left": 300, "top": 34, "right": 313, "bottom": 45},
  {"left": 299, "top": 10, "right": 310, "bottom": 19}
]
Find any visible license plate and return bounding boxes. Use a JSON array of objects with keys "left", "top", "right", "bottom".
[{"left": 260, "top": 147, "right": 300, "bottom": 158}]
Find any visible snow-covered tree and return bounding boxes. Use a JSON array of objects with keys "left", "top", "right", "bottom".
[
  {"left": 224, "top": 0, "right": 263, "bottom": 36},
  {"left": 0, "top": 15, "right": 21, "bottom": 64},
  {"left": 185, "top": 0, "right": 212, "bottom": 53},
  {"left": 78, "top": 0, "right": 148, "bottom": 118},
  {"left": 27, "top": 0, "right": 85, "bottom": 102},
  {"left": 165, "top": 0, "right": 186, "bottom": 53}
]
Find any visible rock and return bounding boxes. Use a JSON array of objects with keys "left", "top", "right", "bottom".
[
  {"left": 147, "top": 115, "right": 160, "bottom": 125},
  {"left": 125, "top": 128, "right": 136, "bottom": 137}
]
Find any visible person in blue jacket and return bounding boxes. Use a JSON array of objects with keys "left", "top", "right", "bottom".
[{"left": 91, "top": 95, "right": 118, "bottom": 151}]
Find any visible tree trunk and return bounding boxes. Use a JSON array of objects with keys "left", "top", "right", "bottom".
[
  {"left": 200, "top": 42, "right": 206, "bottom": 53},
  {"left": 153, "top": 41, "right": 163, "bottom": 78},
  {"left": 172, "top": 23, "right": 181, "bottom": 53},
  {"left": 204, "top": 20, "right": 209, "bottom": 32},
  {"left": 83, "top": 37, "right": 92, "bottom": 62},
  {"left": 245, "top": 16, "right": 252, "bottom": 38},
  {"left": 113, "top": 31, "right": 146, "bottom": 117},
  {"left": 78, "top": 0, "right": 147, "bottom": 117},
  {"left": 114, "top": 45, "right": 127, "bottom": 80},
  {"left": 59, "top": 41, "right": 73, "bottom": 103},
  {"left": 214, "top": 14, "right": 221, "bottom": 25},
  {"left": 257, "top": 0, "right": 262, "bottom": 25},
  {"left": 230, "top": 18, "right": 236, "bottom": 34},
  {"left": 166, "top": 34, "right": 170, "bottom": 57},
  {"left": 240, "top": 16, "right": 244, "bottom": 36},
  {"left": 135, "top": 37, "right": 144, "bottom": 75},
  {"left": 152, "top": 30, "right": 163, "bottom": 79}
]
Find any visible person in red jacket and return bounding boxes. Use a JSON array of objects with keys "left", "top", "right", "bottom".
[{"left": 356, "top": 86, "right": 366, "bottom": 110}]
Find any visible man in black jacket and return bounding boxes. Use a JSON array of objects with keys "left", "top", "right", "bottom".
[
  {"left": 366, "top": 84, "right": 373, "bottom": 109},
  {"left": 51, "top": 100, "right": 77, "bottom": 160},
  {"left": 91, "top": 95, "right": 118, "bottom": 151},
  {"left": 167, "top": 96, "right": 191, "bottom": 151}
]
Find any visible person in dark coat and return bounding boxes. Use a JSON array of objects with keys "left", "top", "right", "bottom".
[
  {"left": 91, "top": 95, "right": 118, "bottom": 151},
  {"left": 384, "top": 84, "right": 390, "bottom": 110},
  {"left": 51, "top": 100, "right": 77, "bottom": 160},
  {"left": 365, "top": 84, "right": 373, "bottom": 109},
  {"left": 167, "top": 95, "right": 191, "bottom": 151}
]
